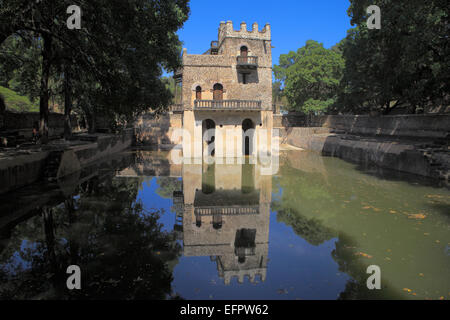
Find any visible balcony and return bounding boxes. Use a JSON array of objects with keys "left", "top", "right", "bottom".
[
  {"left": 169, "top": 104, "right": 184, "bottom": 112},
  {"left": 194, "top": 100, "right": 262, "bottom": 110},
  {"left": 195, "top": 206, "right": 260, "bottom": 216},
  {"left": 236, "top": 56, "right": 258, "bottom": 69}
]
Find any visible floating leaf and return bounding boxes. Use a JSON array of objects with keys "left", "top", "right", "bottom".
[
  {"left": 408, "top": 213, "right": 427, "bottom": 219},
  {"left": 355, "top": 252, "right": 373, "bottom": 258}
]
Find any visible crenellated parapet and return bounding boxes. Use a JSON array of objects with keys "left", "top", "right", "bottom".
[
  {"left": 221, "top": 268, "right": 267, "bottom": 285},
  {"left": 218, "top": 20, "right": 271, "bottom": 43}
]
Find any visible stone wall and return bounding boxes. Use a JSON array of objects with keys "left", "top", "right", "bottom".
[
  {"left": 308, "top": 114, "right": 450, "bottom": 139},
  {"left": 1, "top": 111, "right": 65, "bottom": 138},
  {"left": 0, "top": 130, "right": 134, "bottom": 194},
  {"left": 283, "top": 114, "right": 450, "bottom": 182},
  {"left": 276, "top": 114, "right": 450, "bottom": 140},
  {"left": 134, "top": 113, "right": 182, "bottom": 147}
]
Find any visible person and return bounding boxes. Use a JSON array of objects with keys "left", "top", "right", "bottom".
[{"left": 32, "top": 121, "right": 40, "bottom": 144}]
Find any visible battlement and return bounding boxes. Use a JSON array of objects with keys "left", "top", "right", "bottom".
[
  {"left": 218, "top": 21, "right": 271, "bottom": 43},
  {"left": 221, "top": 268, "right": 267, "bottom": 285}
]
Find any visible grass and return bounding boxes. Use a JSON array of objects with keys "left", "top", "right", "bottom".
[{"left": 0, "top": 85, "right": 39, "bottom": 112}]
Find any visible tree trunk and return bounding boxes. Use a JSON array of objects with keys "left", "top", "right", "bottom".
[
  {"left": 84, "top": 107, "right": 96, "bottom": 134},
  {"left": 64, "top": 64, "right": 72, "bottom": 140},
  {"left": 39, "top": 34, "right": 52, "bottom": 143}
]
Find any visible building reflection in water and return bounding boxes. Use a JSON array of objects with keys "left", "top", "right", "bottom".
[{"left": 173, "top": 161, "right": 271, "bottom": 285}]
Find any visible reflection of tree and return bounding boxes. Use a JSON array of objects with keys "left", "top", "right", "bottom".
[
  {"left": 272, "top": 166, "right": 336, "bottom": 246},
  {"left": 276, "top": 207, "right": 336, "bottom": 246},
  {"left": 0, "top": 175, "right": 182, "bottom": 300},
  {"left": 155, "top": 177, "right": 182, "bottom": 199},
  {"left": 331, "top": 234, "right": 402, "bottom": 300},
  {"left": 271, "top": 164, "right": 401, "bottom": 299}
]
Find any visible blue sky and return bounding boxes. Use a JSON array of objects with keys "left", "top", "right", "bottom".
[{"left": 177, "top": 0, "right": 352, "bottom": 67}]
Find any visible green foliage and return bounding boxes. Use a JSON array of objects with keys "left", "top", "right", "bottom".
[
  {"left": 0, "top": 0, "right": 190, "bottom": 134},
  {"left": 0, "top": 85, "right": 38, "bottom": 112},
  {"left": 337, "top": 0, "right": 450, "bottom": 114},
  {"left": 156, "top": 177, "right": 182, "bottom": 199},
  {"left": 274, "top": 40, "right": 344, "bottom": 114}
]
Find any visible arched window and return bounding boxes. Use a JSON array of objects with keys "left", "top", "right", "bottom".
[
  {"left": 242, "top": 118, "right": 255, "bottom": 156},
  {"left": 195, "top": 86, "right": 202, "bottom": 100},
  {"left": 240, "top": 46, "right": 248, "bottom": 63},
  {"left": 213, "top": 83, "right": 223, "bottom": 101}
]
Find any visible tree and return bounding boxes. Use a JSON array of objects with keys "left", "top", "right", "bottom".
[
  {"left": 0, "top": 0, "right": 190, "bottom": 139},
  {"left": 338, "top": 0, "right": 450, "bottom": 114},
  {"left": 273, "top": 40, "right": 344, "bottom": 114}
]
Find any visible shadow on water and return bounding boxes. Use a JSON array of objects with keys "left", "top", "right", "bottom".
[{"left": 0, "top": 151, "right": 183, "bottom": 300}]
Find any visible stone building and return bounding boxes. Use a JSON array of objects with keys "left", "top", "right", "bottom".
[{"left": 175, "top": 21, "right": 273, "bottom": 160}]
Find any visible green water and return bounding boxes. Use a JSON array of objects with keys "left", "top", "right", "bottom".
[
  {"left": 274, "top": 151, "right": 450, "bottom": 299},
  {"left": 0, "top": 150, "right": 448, "bottom": 299}
]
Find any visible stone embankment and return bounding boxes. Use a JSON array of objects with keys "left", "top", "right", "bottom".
[
  {"left": 0, "top": 129, "right": 133, "bottom": 194},
  {"left": 277, "top": 114, "right": 450, "bottom": 183},
  {"left": 134, "top": 112, "right": 182, "bottom": 149}
]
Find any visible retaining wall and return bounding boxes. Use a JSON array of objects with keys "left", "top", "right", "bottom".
[
  {"left": 0, "top": 129, "right": 134, "bottom": 194},
  {"left": 282, "top": 115, "right": 449, "bottom": 182}
]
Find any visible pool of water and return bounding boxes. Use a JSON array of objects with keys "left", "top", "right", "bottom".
[{"left": 0, "top": 150, "right": 449, "bottom": 300}]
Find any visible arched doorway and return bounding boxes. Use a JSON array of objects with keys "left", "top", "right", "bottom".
[
  {"left": 195, "top": 86, "right": 202, "bottom": 100},
  {"left": 202, "top": 119, "right": 215, "bottom": 157},
  {"left": 242, "top": 118, "right": 255, "bottom": 156},
  {"left": 213, "top": 83, "right": 223, "bottom": 101},
  {"left": 234, "top": 228, "right": 256, "bottom": 264},
  {"left": 240, "top": 46, "right": 248, "bottom": 63},
  {"left": 212, "top": 213, "right": 222, "bottom": 230}
]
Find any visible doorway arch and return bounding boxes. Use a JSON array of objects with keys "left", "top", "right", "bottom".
[
  {"left": 240, "top": 46, "right": 248, "bottom": 63},
  {"left": 195, "top": 86, "right": 202, "bottom": 100},
  {"left": 213, "top": 83, "right": 223, "bottom": 101},
  {"left": 202, "top": 119, "right": 216, "bottom": 157},
  {"left": 242, "top": 118, "right": 255, "bottom": 156}
]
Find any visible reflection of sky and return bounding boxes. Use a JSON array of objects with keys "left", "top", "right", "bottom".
[
  {"left": 171, "top": 210, "right": 349, "bottom": 300},
  {"left": 135, "top": 177, "right": 350, "bottom": 299},
  {"left": 136, "top": 177, "right": 177, "bottom": 232},
  {"left": 1, "top": 240, "right": 37, "bottom": 276}
]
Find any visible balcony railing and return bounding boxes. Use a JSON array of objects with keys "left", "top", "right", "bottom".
[
  {"left": 236, "top": 56, "right": 258, "bottom": 68},
  {"left": 194, "top": 100, "right": 261, "bottom": 110},
  {"left": 169, "top": 104, "right": 184, "bottom": 112},
  {"left": 195, "top": 206, "right": 260, "bottom": 216}
]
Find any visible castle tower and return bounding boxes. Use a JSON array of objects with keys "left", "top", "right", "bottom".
[{"left": 177, "top": 21, "right": 273, "bottom": 160}]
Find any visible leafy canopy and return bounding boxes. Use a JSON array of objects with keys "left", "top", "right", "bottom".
[
  {"left": 273, "top": 40, "right": 344, "bottom": 114},
  {"left": 338, "top": 0, "right": 450, "bottom": 114}
]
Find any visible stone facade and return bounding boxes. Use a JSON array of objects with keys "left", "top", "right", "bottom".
[{"left": 179, "top": 21, "right": 273, "bottom": 159}]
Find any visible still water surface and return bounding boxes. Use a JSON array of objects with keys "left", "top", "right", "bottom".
[{"left": 0, "top": 150, "right": 449, "bottom": 299}]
